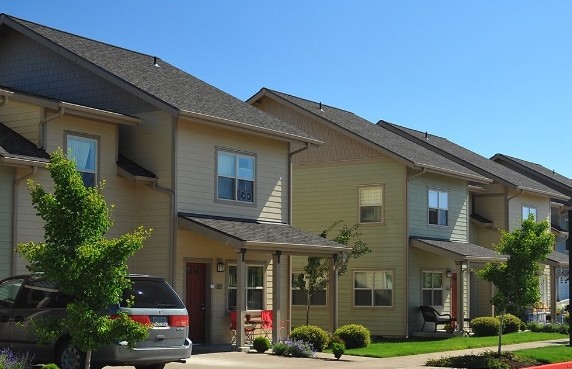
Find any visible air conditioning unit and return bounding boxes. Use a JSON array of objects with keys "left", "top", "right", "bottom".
[{"left": 237, "top": 190, "right": 253, "bottom": 201}]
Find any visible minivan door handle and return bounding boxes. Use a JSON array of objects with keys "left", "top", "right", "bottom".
[
  {"left": 0, "top": 315, "right": 9, "bottom": 323},
  {"left": 13, "top": 316, "right": 24, "bottom": 323}
]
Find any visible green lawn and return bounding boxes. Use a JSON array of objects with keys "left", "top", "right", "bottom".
[
  {"left": 342, "top": 332, "right": 568, "bottom": 358},
  {"left": 514, "top": 344, "right": 572, "bottom": 364}
]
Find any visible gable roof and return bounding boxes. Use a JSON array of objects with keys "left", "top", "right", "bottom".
[
  {"left": 248, "top": 88, "right": 490, "bottom": 183},
  {"left": 0, "top": 122, "right": 50, "bottom": 165},
  {"left": 0, "top": 14, "right": 321, "bottom": 145},
  {"left": 380, "top": 121, "right": 569, "bottom": 201},
  {"left": 491, "top": 153, "right": 572, "bottom": 204}
]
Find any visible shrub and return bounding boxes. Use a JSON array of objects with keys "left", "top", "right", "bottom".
[
  {"left": 426, "top": 351, "right": 541, "bottom": 369},
  {"left": 41, "top": 365, "right": 59, "bottom": 369},
  {"left": 271, "top": 339, "right": 315, "bottom": 358},
  {"left": 252, "top": 336, "right": 271, "bottom": 353},
  {"left": 471, "top": 316, "right": 500, "bottom": 337},
  {"left": 496, "top": 313, "right": 521, "bottom": 333},
  {"left": 333, "top": 324, "right": 371, "bottom": 349},
  {"left": 0, "top": 349, "right": 34, "bottom": 369},
  {"left": 332, "top": 342, "right": 345, "bottom": 360},
  {"left": 327, "top": 333, "right": 344, "bottom": 349},
  {"left": 289, "top": 325, "right": 329, "bottom": 352}
]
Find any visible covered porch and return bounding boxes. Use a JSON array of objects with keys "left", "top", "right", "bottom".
[{"left": 178, "top": 213, "right": 347, "bottom": 350}]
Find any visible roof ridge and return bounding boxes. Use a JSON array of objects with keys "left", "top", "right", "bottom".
[
  {"left": 378, "top": 119, "right": 451, "bottom": 141},
  {"left": 266, "top": 88, "right": 362, "bottom": 117}
]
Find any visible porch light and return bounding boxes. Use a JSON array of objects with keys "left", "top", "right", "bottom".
[
  {"left": 446, "top": 268, "right": 452, "bottom": 278},
  {"left": 217, "top": 261, "right": 225, "bottom": 273}
]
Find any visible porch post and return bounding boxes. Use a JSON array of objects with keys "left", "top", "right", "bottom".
[
  {"left": 328, "top": 254, "right": 338, "bottom": 333},
  {"left": 550, "top": 265, "right": 557, "bottom": 325},
  {"left": 236, "top": 248, "right": 247, "bottom": 349},
  {"left": 272, "top": 251, "right": 282, "bottom": 343},
  {"left": 456, "top": 262, "right": 465, "bottom": 332}
]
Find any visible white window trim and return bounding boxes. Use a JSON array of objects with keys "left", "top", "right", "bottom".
[
  {"left": 352, "top": 270, "right": 393, "bottom": 308},
  {"left": 358, "top": 185, "right": 384, "bottom": 224},
  {"left": 215, "top": 148, "right": 257, "bottom": 206},
  {"left": 522, "top": 204, "right": 538, "bottom": 221},
  {"left": 422, "top": 270, "right": 444, "bottom": 306},
  {"left": 227, "top": 264, "right": 265, "bottom": 311},
  {"left": 428, "top": 188, "right": 449, "bottom": 227}
]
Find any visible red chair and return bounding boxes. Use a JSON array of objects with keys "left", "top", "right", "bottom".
[
  {"left": 261, "top": 309, "right": 273, "bottom": 339},
  {"left": 229, "top": 311, "right": 256, "bottom": 344}
]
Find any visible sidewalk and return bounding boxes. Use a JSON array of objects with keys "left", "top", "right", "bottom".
[{"left": 182, "top": 339, "right": 571, "bottom": 369}]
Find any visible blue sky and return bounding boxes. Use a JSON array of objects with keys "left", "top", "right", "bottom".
[{"left": 3, "top": 1, "right": 571, "bottom": 177}]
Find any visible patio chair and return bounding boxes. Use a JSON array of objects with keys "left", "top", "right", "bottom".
[
  {"left": 419, "top": 305, "right": 453, "bottom": 332},
  {"left": 260, "top": 309, "right": 289, "bottom": 340},
  {"left": 229, "top": 311, "right": 256, "bottom": 344}
]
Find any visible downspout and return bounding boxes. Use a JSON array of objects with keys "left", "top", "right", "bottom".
[
  {"left": 505, "top": 189, "right": 524, "bottom": 232},
  {"left": 405, "top": 167, "right": 427, "bottom": 337},
  {"left": 12, "top": 166, "right": 38, "bottom": 275},
  {"left": 150, "top": 181, "right": 176, "bottom": 285},
  {"left": 39, "top": 106, "right": 65, "bottom": 148}
]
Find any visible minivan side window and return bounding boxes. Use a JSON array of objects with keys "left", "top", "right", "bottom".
[
  {"left": 0, "top": 278, "right": 24, "bottom": 308},
  {"left": 18, "top": 278, "right": 61, "bottom": 309}
]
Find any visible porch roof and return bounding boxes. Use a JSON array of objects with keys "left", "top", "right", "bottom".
[
  {"left": 178, "top": 213, "right": 348, "bottom": 256},
  {"left": 545, "top": 251, "right": 569, "bottom": 267},
  {"left": 410, "top": 237, "right": 508, "bottom": 263}
]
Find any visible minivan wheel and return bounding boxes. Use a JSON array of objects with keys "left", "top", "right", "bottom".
[
  {"left": 135, "top": 364, "right": 166, "bottom": 369},
  {"left": 56, "top": 340, "right": 85, "bottom": 369}
]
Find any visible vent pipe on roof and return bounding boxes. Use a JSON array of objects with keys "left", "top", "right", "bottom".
[
  {"left": 153, "top": 56, "right": 160, "bottom": 67},
  {"left": 425, "top": 131, "right": 428, "bottom": 140}
]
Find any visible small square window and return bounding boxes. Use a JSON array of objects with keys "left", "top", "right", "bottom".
[
  {"left": 217, "top": 151, "right": 255, "bottom": 203},
  {"left": 522, "top": 205, "right": 537, "bottom": 221},
  {"left": 359, "top": 186, "right": 383, "bottom": 223}
]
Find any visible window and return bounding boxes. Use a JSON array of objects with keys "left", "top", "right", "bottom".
[
  {"left": 359, "top": 186, "right": 383, "bottom": 223},
  {"left": 228, "top": 265, "right": 264, "bottom": 310},
  {"left": 66, "top": 134, "right": 97, "bottom": 187},
  {"left": 560, "top": 214, "right": 569, "bottom": 232},
  {"left": 353, "top": 271, "right": 393, "bottom": 307},
  {"left": 217, "top": 151, "right": 255, "bottom": 203},
  {"left": 291, "top": 273, "right": 326, "bottom": 306},
  {"left": 522, "top": 205, "right": 537, "bottom": 221},
  {"left": 428, "top": 189, "right": 448, "bottom": 226},
  {"left": 422, "top": 271, "right": 443, "bottom": 306}
]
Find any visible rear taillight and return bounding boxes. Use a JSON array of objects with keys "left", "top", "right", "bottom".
[
  {"left": 111, "top": 315, "right": 152, "bottom": 325},
  {"left": 169, "top": 315, "right": 189, "bottom": 327}
]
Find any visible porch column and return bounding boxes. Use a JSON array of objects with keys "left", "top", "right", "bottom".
[
  {"left": 328, "top": 254, "right": 338, "bottom": 332},
  {"left": 272, "top": 251, "right": 282, "bottom": 343},
  {"left": 236, "top": 248, "right": 247, "bottom": 349},
  {"left": 456, "top": 262, "right": 465, "bottom": 332},
  {"left": 550, "top": 265, "right": 557, "bottom": 324}
]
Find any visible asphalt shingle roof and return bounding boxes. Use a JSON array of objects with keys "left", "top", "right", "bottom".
[
  {"left": 258, "top": 89, "right": 489, "bottom": 182},
  {"left": 380, "top": 121, "right": 568, "bottom": 200},
  {"left": 179, "top": 213, "right": 346, "bottom": 252},
  {"left": 411, "top": 237, "right": 508, "bottom": 262},
  {"left": 116, "top": 154, "right": 156, "bottom": 179},
  {"left": 1, "top": 14, "right": 318, "bottom": 144},
  {"left": 0, "top": 122, "right": 50, "bottom": 163}
]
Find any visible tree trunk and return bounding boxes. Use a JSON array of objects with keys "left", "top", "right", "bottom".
[
  {"left": 498, "top": 310, "right": 505, "bottom": 354},
  {"left": 305, "top": 292, "right": 311, "bottom": 325},
  {"left": 85, "top": 350, "right": 92, "bottom": 369}
]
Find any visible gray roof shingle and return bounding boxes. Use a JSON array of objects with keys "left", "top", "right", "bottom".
[
  {"left": 255, "top": 89, "right": 490, "bottom": 182},
  {"left": 0, "top": 122, "right": 50, "bottom": 163},
  {"left": 116, "top": 154, "right": 156, "bottom": 179},
  {"left": 380, "top": 121, "right": 568, "bottom": 200},
  {"left": 1, "top": 14, "right": 318, "bottom": 144},
  {"left": 410, "top": 237, "right": 508, "bottom": 262}
]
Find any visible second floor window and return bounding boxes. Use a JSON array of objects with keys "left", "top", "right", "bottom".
[
  {"left": 422, "top": 271, "right": 443, "bottom": 306},
  {"left": 217, "top": 151, "right": 255, "bottom": 203},
  {"left": 359, "top": 186, "right": 383, "bottom": 223},
  {"left": 522, "top": 205, "right": 537, "bottom": 221},
  {"left": 428, "top": 189, "right": 448, "bottom": 226},
  {"left": 66, "top": 134, "right": 97, "bottom": 187},
  {"left": 228, "top": 265, "right": 264, "bottom": 310}
]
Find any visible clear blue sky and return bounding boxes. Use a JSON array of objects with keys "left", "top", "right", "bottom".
[{"left": 3, "top": 1, "right": 571, "bottom": 177}]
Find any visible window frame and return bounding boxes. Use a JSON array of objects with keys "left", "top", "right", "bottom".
[
  {"left": 291, "top": 272, "right": 327, "bottom": 307},
  {"left": 522, "top": 205, "right": 538, "bottom": 221},
  {"left": 422, "top": 270, "right": 444, "bottom": 306},
  {"left": 65, "top": 132, "right": 99, "bottom": 187},
  {"left": 352, "top": 270, "right": 393, "bottom": 308},
  {"left": 428, "top": 188, "right": 449, "bottom": 227},
  {"left": 215, "top": 148, "right": 257, "bottom": 205},
  {"left": 227, "top": 264, "right": 265, "bottom": 311},
  {"left": 358, "top": 185, "right": 384, "bottom": 224}
]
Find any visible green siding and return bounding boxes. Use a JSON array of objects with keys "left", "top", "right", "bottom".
[{"left": 0, "top": 166, "right": 14, "bottom": 280}]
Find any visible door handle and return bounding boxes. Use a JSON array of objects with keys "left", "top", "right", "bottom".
[{"left": 13, "top": 316, "right": 24, "bottom": 323}]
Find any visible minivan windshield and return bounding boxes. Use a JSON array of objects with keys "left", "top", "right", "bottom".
[{"left": 120, "top": 279, "right": 184, "bottom": 309}]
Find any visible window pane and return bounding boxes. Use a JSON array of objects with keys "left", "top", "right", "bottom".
[
  {"left": 433, "top": 290, "right": 443, "bottom": 305},
  {"left": 422, "top": 290, "right": 433, "bottom": 305},
  {"left": 354, "top": 272, "right": 371, "bottom": 288},
  {"left": 68, "top": 136, "right": 96, "bottom": 171},
  {"left": 360, "top": 206, "right": 381, "bottom": 223},
  {"left": 374, "top": 272, "right": 392, "bottom": 289},
  {"left": 374, "top": 290, "right": 392, "bottom": 306},
  {"left": 247, "top": 289, "right": 263, "bottom": 310},
  {"left": 292, "top": 290, "right": 307, "bottom": 306},
  {"left": 432, "top": 273, "right": 443, "bottom": 288},
  {"left": 354, "top": 290, "right": 372, "bottom": 306},
  {"left": 438, "top": 191, "right": 448, "bottom": 209},
  {"left": 218, "top": 177, "right": 235, "bottom": 200},
  {"left": 428, "top": 190, "right": 438, "bottom": 208},
  {"left": 228, "top": 266, "right": 237, "bottom": 288},
  {"left": 429, "top": 209, "right": 438, "bottom": 225},
  {"left": 237, "top": 179, "right": 254, "bottom": 202},
  {"left": 218, "top": 153, "right": 235, "bottom": 177},
  {"left": 438, "top": 209, "right": 448, "bottom": 226},
  {"left": 422, "top": 272, "right": 433, "bottom": 288},
  {"left": 360, "top": 187, "right": 382, "bottom": 206},
  {"left": 311, "top": 290, "right": 327, "bottom": 306},
  {"left": 80, "top": 172, "right": 95, "bottom": 187},
  {"left": 228, "top": 289, "right": 237, "bottom": 310},
  {"left": 247, "top": 266, "right": 263, "bottom": 288},
  {"left": 238, "top": 157, "right": 254, "bottom": 180}
]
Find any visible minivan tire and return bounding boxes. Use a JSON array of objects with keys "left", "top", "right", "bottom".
[{"left": 56, "top": 339, "right": 85, "bottom": 369}]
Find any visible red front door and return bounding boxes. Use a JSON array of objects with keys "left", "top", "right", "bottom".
[{"left": 186, "top": 262, "right": 206, "bottom": 344}]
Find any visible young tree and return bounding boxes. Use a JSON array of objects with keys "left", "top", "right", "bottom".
[
  {"left": 293, "top": 220, "right": 371, "bottom": 325},
  {"left": 477, "top": 214, "right": 554, "bottom": 354},
  {"left": 17, "top": 148, "right": 152, "bottom": 369}
]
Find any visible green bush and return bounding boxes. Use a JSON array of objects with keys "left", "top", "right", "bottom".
[
  {"left": 426, "top": 351, "right": 541, "bottom": 369},
  {"left": 252, "top": 336, "right": 271, "bottom": 353},
  {"left": 271, "top": 339, "right": 315, "bottom": 357},
  {"left": 471, "top": 316, "right": 500, "bottom": 337},
  {"left": 271, "top": 341, "right": 288, "bottom": 356},
  {"left": 289, "top": 325, "right": 330, "bottom": 352},
  {"left": 41, "top": 365, "right": 60, "bottom": 369},
  {"left": 333, "top": 324, "right": 371, "bottom": 349},
  {"left": 332, "top": 342, "right": 345, "bottom": 360},
  {"left": 496, "top": 313, "right": 521, "bottom": 333}
]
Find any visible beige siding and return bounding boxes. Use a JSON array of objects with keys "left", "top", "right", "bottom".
[
  {"left": 0, "top": 100, "right": 41, "bottom": 144},
  {"left": 290, "top": 159, "right": 408, "bottom": 336},
  {"left": 176, "top": 120, "right": 289, "bottom": 222},
  {"left": 408, "top": 171, "right": 469, "bottom": 242},
  {"left": 0, "top": 166, "right": 14, "bottom": 279},
  {"left": 508, "top": 191, "right": 551, "bottom": 231}
]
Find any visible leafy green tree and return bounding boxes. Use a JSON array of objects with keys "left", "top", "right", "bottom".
[
  {"left": 477, "top": 214, "right": 554, "bottom": 354},
  {"left": 17, "top": 148, "right": 152, "bottom": 369},
  {"left": 294, "top": 220, "right": 371, "bottom": 325}
]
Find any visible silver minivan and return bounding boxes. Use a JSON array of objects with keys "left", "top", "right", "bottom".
[{"left": 0, "top": 274, "right": 192, "bottom": 369}]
